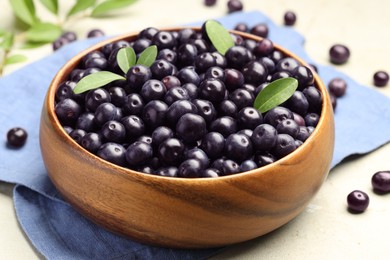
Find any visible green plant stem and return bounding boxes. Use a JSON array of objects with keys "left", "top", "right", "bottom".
[{"left": 0, "top": 48, "right": 10, "bottom": 76}]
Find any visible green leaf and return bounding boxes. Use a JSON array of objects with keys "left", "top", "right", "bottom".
[
  {"left": 117, "top": 47, "right": 136, "bottom": 74},
  {"left": 205, "top": 20, "right": 235, "bottom": 55},
  {"left": 39, "top": 0, "right": 58, "bottom": 14},
  {"left": 25, "top": 22, "right": 62, "bottom": 42},
  {"left": 73, "top": 71, "right": 125, "bottom": 94},
  {"left": 91, "top": 0, "right": 137, "bottom": 17},
  {"left": 254, "top": 77, "right": 299, "bottom": 113},
  {"left": 9, "top": 0, "right": 38, "bottom": 26},
  {"left": 21, "top": 41, "right": 47, "bottom": 49},
  {"left": 0, "top": 32, "right": 14, "bottom": 51},
  {"left": 67, "top": 0, "right": 96, "bottom": 17},
  {"left": 136, "top": 45, "right": 157, "bottom": 67},
  {"left": 5, "top": 54, "right": 28, "bottom": 65}
]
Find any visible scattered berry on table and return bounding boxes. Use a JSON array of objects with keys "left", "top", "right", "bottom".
[
  {"left": 227, "top": 0, "right": 243, "bottom": 13},
  {"left": 373, "top": 71, "right": 389, "bottom": 87},
  {"left": 284, "top": 11, "right": 297, "bottom": 26},
  {"left": 329, "top": 44, "right": 350, "bottom": 65},
  {"left": 204, "top": 0, "right": 217, "bottom": 6},
  {"left": 371, "top": 171, "right": 390, "bottom": 193},
  {"left": 87, "top": 29, "right": 105, "bottom": 38},
  {"left": 6, "top": 127, "right": 28, "bottom": 148},
  {"left": 328, "top": 77, "right": 347, "bottom": 97},
  {"left": 347, "top": 190, "right": 369, "bottom": 213}
]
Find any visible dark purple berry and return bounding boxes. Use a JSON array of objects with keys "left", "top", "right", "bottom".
[
  {"left": 178, "top": 159, "right": 203, "bottom": 178},
  {"left": 229, "top": 89, "right": 254, "bottom": 110},
  {"left": 85, "top": 88, "right": 111, "bottom": 112},
  {"left": 373, "top": 71, "right": 389, "bottom": 87},
  {"left": 80, "top": 132, "right": 103, "bottom": 153},
  {"left": 371, "top": 171, "right": 390, "bottom": 193},
  {"left": 94, "top": 102, "right": 120, "bottom": 126},
  {"left": 125, "top": 141, "right": 153, "bottom": 166},
  {"left": 122, "top": 93, "right": 144, "bottom": 115},
  {"left": 272, "top": 134, "right": 297, "bottom": 158},
  {"left": 250, "top": 23, "right": 269, "bottom": 38},
  {"left": 328, "top": 78, "right": 347, "bottom": 97},
  {"left": 185, "top": 148, "right": 209, "bottom": 169},
  {"left": 140, "top": 79, "right": 167, "bottom": 102},
  {"left": 329, "top": 44, "right": 350, "bottom": 65},
  {"left": 276, "top": 119, "right": 299, "bottom": 138},
  {"left": 126, "top": 65, "right": 152, "bottom": 91},
  {"left": 157, "top": 138, "right": 185, "bottom": 164},
  {"left": 142, "top": 100, "right": 168, "bottom": 129},
  {"left": 209, "top": 116, "right": 237, "bottom": 137},
  {"left": 304, "top": 112, "right": 320, "bottom": 127},
  {"left": 155, "top": 166, "right": 178, "bottom": 177},
  {"left": 276, "top": 57, "right": 300, "bottom": 73},
  {"left": 139, "top": 27, "right": 159, "bottom": 41},
  {"left": 242, "top": 61, "right": 268, "bottom": 86},
  {"left": 166, "top": 100, "right": 198, "bottom": 126},
  {"left": 157, "top": 48, "right": 177, "bottom": 63},
  {"left": 162, "top": 75, "right": 181, "bottom": 90},
  {"left": 227, "top": 0, "right": 243, "bottom": 13},
  {"left": 200, "top": 132, "right": 225, "bottom": 159},
  {"left": 121, "top": 115, "right": 145, "bottom": 138},
  {"left": 225, "top": 46, "right": 253, "bottom": 70},
  {"left": 254, "top": 152, "right": 276, "bottom": 167},
  {"left": 177, "top": 67, "right": 201, "bottom": 85},
  {"left": 234, "top": 22, "right": 248, "bottom": 32},
  {"left": 264, "top": 106, "right": 293, "bottom": 127},
  {"left": 225, "top": 133, "right": 253, "bottom": 162},
  {"left": 151, "top": 126, "right": 174, "bottom": 148},
  {"left": 101, "top": 120, "right": 126, "bottom": 143},
  {"left": 150, "top": 59, "right": 175, "bottom": 80},
  {"left": 202, "top": 168, "right": 220, "bottom": 178},
  {"left": 284, "top": 11, "right": 297, "bottom": 26},
  {"left": 152, "top": 31, "right": 176, "bottom": 50},
  {"left": 97, "top": 142, "right": 127, "bottom": 166},
  {"left": 193, "top": 99, "right": 217, "bottom": 124},
  {"left": 251, "top": 124, "right": 277, "bottom": 151},
  {"left": 176, "top": 113, "right": 207, "bottom": 143},
  {"left": 198, "top": 78, "right": 227, "bottom": 103},
  {"left": 87, "top": 29, "right": 105, "bottom": 38},
  {"left": 237, "top": 107, "right": 263, "bottom": 130},
  {"left": 218, "top": 99, "right": 238, "bottom": 117},
  {"left": 240, "top": 159, "right": 257, "bottom": 172},
  {"left": 55, "top": 98, "right": 82, "bottom": 126},
  {"left": 302, "top": 86, "right": 322, "bottom": 113},
  {"left": 6, "top": 127, "right": 28, "bottom": 148},
  {"left": 224, "top": 68, "right": 245, "bottom": 90},
  {"left": 69, "top": 128, "right": 87, "bottom": 144},
  {"left": 292, "top": 65, "right": 314, "bottom": 88},
  {"left": 253, "top": 38, "right": 274, "bottom": 56},
  {"left": 296, "top": 126, "right": 311, "bottom": 142},
  {"left": 347, "top": 190, "right": 369, "bottom": 213},
  {"left": 221, "top": 159, "right": 240, "bottom": 175},
  {"left": 164, "top": 86, "right": 189, "bottom": 105}
]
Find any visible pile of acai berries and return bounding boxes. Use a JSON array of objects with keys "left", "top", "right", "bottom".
[{"left": 54, "top": 22, "right": 322, "bottom": 178}]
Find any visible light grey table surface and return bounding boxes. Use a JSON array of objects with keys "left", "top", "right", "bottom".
[{"left": 1, "top": 0, "right": 389, "bottom": 259}]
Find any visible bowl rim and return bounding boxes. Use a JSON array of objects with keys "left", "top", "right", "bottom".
[{"left": 44, "top": 26, "right": 334, "bottom": 184}]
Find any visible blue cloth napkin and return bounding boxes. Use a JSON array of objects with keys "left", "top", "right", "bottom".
[{"left": 1, "top": 10, "right": 390, "bottom": 259}]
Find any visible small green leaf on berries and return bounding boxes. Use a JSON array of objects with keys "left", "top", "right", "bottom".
[
  {"left": 254, "top": 77, "right": 298, "bottom": 113},
  {"left": 73, "top": 71, "right": 125, "bottom": 94},
  {"left": 25, "top": 22, "right": 62, "bottom": 42},
  {"left": 136, "top": 45, "right": 157, "bottom": 67},
  {"left": 117, "top": 47, "right": 136, "bottom": 74},
  {"left": 205, "top": 20, "right": 234, "bottom": 55},
  {"left": 9, "top": 0, "right": 38, "bottom": 26}
]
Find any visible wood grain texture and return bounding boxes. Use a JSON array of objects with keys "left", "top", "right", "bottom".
[{"left": 39, "top": 28, "right": 335, "bottom": 248}]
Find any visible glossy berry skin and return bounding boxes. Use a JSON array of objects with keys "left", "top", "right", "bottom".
[
  {"left": 225, "top": 133, "right": 253, "bottom": 162},
  {"left": 162, "top": 75, "right": 182, "bottom": 90},
  {"left": 240, "top": 160, "right": 257, "bottom": 172},
  {"left": 264, "top": 106, "right": 293, "bottom": 127},
  {"left": 304, "top": 113, "right": 320, "bottom": 127},
  {"left": 296, "top": 126, "right": 311, "bottom": 142},
  {"left": 126, "top": 65, "right": 152, "bottom": 91},
  {"left": 284, "top": 91, "right": 309, "bottom": 115},
  {"left": 142, "top": 100, "right": 168, "bottom": 129},
  {"left": 205, "top": 66, "right": 225, "bottom": 81},
  {"left": 94, "top": 103, "right": 120, "bottom": 126},
  {"left": 276, "top": 57, "right": 300, "bottom": 73},
  {"left": 140, "top": 79, "right": 167, "bottom": 102},
  {"left": 221, "top": 159, "right": 240, "bottom": 176},
  {"left": 177, "top": 67, "right": 201, "bottom": 86},
  {"left": 329, "top": 44, "right": 350, "bottom": 65},
  {"left": 155, "top": 166, "right": 178, "bottom": 177},
  {"left": 185, "top": 148, "right": 209, "bottom": 169},
  {"left": 227, "top": 0, "right": 243, "bottom": 13},
  {"left": 251, "top": 124, "right": 277, "bottom": 151},
  {"left": 242, "top": 61, "right": 268, "bottom": 86},
  {"left": 225, "top": 46, "right": 252, "bottom": 70},
  {"left": 87, "top": 29, "right": 105, "bottom": 38},
  {"left": 55, "top": 98, "right": 82, "bottom": 126},
  {"left": 202, "top": 168, "right": 220, "bottom": 178},
  {"left": 101, "top": 120, "right": 126, "bottom": 143},
  {"left": 55, "top": 81, "right": 79, "bottom": 102},
  {"left": 157, "top": 138, "right": 185, "bottom": 164},
  {"left": 198, "top": 78, "right": 226, "bottom": 103},
  {"left": 69, "top": 129, "right": 87, "bottom": 144},
  {"left": 193, "top": 99, "right": 217, "bottom": 124},
  {"left": 253, "top": 39, "right": 274, "bottom": 57},
  {"left": 176, "top": 113, "right": 207, "bottom": 143},
  {"left": 302, "top": 86, "right": 322, "bottom": 113},
  {"left": 234, "top": 22, "right": 249, "bottom": 32},
  {"left": 157, "top": 48, "right": 177, "bottom": 63},
  {"left": 121, "top": 115, "right": 145, "bottom": 138},
  {"left": 276, "top": 119, "right": 299, "bottom": 138},
  {"left": 85, "top": 88, "right": 111, "bottom": 112},
  {"left": 178, "top": 159, "right": 204, "bottom": 178},
  {"left": 166, "top": 100, "right": 198, "bottom": 126},
  {"left": 108, "top": 86, "right": 127, "bottom": 107},
  {"left": 80, "top": 132, "right": 103, "bottom": 153},
  {"left": 152, "top": 31, "right": 176, "bottom": 50},
  {"left": 254, "top": 152, "right": 276, "bottom": 167},
  {"left": 210, "top": 116, "right": 237, "bottom": 137},
  {"left": 237, "top": 107, "right": 263, "bottom": 130},
  {"left": 195, "top": 52, "right": 217, "bottom": 73},
  {"left": 229, "top": 89, "right": 254, "bottom": 110},
  {"left": 250, "top": 23, "right": 269, "bottom": 38},
  {"left": 6, "top": 127, "right": 28, "bottom": 148},
  {"left": 373, "top": 71, "right": 389, "bottom": 87},
  {"left": 150, "top": 59, "right": 174, "bottom": 80},
  {"left": 122, "top": 93, "right": 144, "bottom": 116},
  {"left": 347, "top": 190, "right": 369, "bottom": 213},
  {"left": 328, "top": 78, "right": 347, "bottom": 97},
  {"left": 149, "top": 127, "right": 172, "bottom": 148},
  {"left": 272, "top": 134, "right": 297, "bottom": 158},
  {"left": 292, "top": 65, "right": 314, "bottom": 88},
  {"left": 125, "top": 141, "right": 153, "bottom": 166},
  {"left": 164, "top": 87, "right": 189, "bottom": 105},
  {"left": 96, "top": 142, "right": 127, "bottom": 166},
  {"left": 284, "top": 11, "right": 297, "bottom": 26},
  {"left": 200, "top": 132, "right": 225, "bottom": 159},
  {"left": 371, "top": 171, "right": 390, "bottom": 193},
  {"left": 218, "top": 100, "right": 238, "bottom": 118}
]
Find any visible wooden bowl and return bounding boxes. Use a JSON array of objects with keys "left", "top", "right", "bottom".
[{"left": 39, "top": 27, "right": 335, "bottom": 248}]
